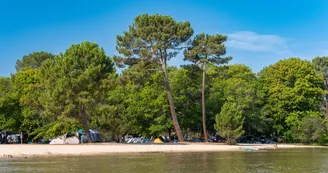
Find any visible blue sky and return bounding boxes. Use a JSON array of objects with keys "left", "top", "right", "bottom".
[{"left": 1, "top": 0, "right": 328, "bottom": 76}]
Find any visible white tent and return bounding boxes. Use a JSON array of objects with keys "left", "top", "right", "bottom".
[
  {"left": 49, "top": 134, "right": 79, "bottom": 144},
  {"left": 64, "top": 137, "right": 79, "bottom": 144}
]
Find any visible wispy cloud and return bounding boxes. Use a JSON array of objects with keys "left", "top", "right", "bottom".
[{"left": 226, "top": 31, "right": 290, "bottom": 54}]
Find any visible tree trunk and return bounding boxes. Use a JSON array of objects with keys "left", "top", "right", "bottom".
[
  {"left": 80, "top": 104, "right": 92, "bottom": 143},
  {"left": 168, "top": 128, "right": 171, "bottom": 139},
  {"left": 202, "top": 62, "right": 208, "bottom": 142},
  {"left": 160, "top": 63, "right": 184, "bottom": 142}
]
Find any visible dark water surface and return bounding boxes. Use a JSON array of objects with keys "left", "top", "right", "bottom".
[{"left": 1, "top": 149, "right": 327, "bottom": 173}]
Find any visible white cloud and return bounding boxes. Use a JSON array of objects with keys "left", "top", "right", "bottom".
[{"left": 226, "top": 31, "right": 290, "bottom": 54}]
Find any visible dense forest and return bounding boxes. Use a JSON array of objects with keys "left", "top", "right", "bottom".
[{"left": 1, "top": 14, "right": 328, "bottom": 144}]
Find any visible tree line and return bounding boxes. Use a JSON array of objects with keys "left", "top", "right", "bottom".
[{"left": 0, "top": 14, "right": 328, "bottom": 144}]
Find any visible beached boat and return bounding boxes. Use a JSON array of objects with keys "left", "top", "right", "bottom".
[{"left": 240, "top": 145, "right": 278, "bottom": 151}]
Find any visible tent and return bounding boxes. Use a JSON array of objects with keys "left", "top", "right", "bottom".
[
  {"left": 190, "top": 138, "right": 202, "bottom": 142},
  {"left": 49, "top": 138, "right": 65, "bottom": 144},
  {"left": 49, "top": 134, "right": 79, "bottom": 144},
  {"left": 154, "top": 138, "right": 163, "bottom": 144},
  {"left": 77, "top": 129, "right": 101, "bottom": 142},
  {"left": 64, "top": 137, "right": 79, "bottom": 144},
  {"left": 77, "top": 129, "right": 85, "bottom": 135}
]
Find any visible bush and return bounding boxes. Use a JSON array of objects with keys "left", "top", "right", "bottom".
[
  {"left": 214, "top": 102, "right": 244, "bottom": 145},
  {"left": 293, "top": 116, "right": 326, "bottom": 144},
  {"left": 226, "top": 138, "right": 237, "bottom": 145},
  {"left": 319, "top": 133, "right": 328, "bottom": 145}
]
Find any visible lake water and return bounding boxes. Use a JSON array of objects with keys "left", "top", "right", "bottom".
[{"left": 0, "top": 149, "right": 327, "bottom": 173}]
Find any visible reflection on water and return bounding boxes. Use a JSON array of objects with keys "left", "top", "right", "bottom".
[{"left": 0, "top": 149, "right": 328, "bottom": 173}]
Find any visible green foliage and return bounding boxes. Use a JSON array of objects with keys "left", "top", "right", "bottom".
[
  {"left": 184, "top": 33, "right": 232, "bottom": 141},
  {"left": 319, "top": 133, "right": 328, "bottom": 145},
  {"left": 312, "top": 56, "right": 328, "bottom": 80},
  {"left": 292, "top": 116, "right": 326, "bottom": 144},
  {"left": 0, "top": 77, "right": 11, "bottom": 98},
  {"left": 0, "top": 93, "right": 22, "bottom": 132},
  {"left": 209, "top": 65, "right": 264, "bottom": 135},
  {"left": 170, "top": 67, "right": 202, "bottom": 133},
  {"left": 1, "top": 14, "right": 328, "bottom": 145},
  {"left": 312, "top": 56, "right": 328, "bottom": 118},
  {"left": 0, "top": 77, "right": 22, "bottom": 132},
  {"left": 116, "top": 14, "right": 193, "bottom": 62},
  {"left": 11, "top": 51, "right": 53, "bottom": 136},
  {"left": 16, "top": 51, "right": 54, "bottom": 72},
  {"left": 12, "top": 69, "right": 45, "bottom": 137},
  {"left": 213, "top": 64, "right": 262, "bottom": 144},
  {"left": 116, "top": 14, "right": 194, "bottom": 141},
  {"left": 91, "top": 76, "right": 126, "bottom": 138},
  {"left": 39, "top": 41, "right": 115, "bottom": 139},
  {"left": 116, "top": 71, "right": 171, "bottom": 137},
  {"left": 184, "top": 33, "right": 231, "bottom": 65},
  {"left": 215, "top": 102, "right": 244, "bottom": 145},
  {"left": 136, "top": 72, "right": 172, "bottom": 136},
  {"left": 259, "top": 58, "right": 324, "bottom": 141}
]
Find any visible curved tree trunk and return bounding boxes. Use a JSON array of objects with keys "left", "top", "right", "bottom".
[
  {"left": 202, "top": 62, "right": 208, "bottom": 142},
  {"left": 160, "top": 63, "right": 184, "bottom": 142}
]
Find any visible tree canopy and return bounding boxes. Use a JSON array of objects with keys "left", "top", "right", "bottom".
[
  {"left": 116, "top": 14, "right": 194, "bottom": 141},
  {"left": 184, "top": 33, "right": 232, "bottom": 141},
  {"left": 16, "top": 52, "right": 54, "bottom": 72},
  {"left": 38, "top": 41, "right": 115, "bottom": 141},
  {"left": 258, "top": 58, "right": 324, "bottom": 141}
]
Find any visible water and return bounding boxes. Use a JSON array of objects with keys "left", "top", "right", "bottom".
[{"left": 1, "top": 149, "right": 327, "bottom": 173}]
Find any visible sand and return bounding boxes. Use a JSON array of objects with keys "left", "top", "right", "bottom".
[{"left": 0, "top": 143, "right": 326, "bottom": 158}]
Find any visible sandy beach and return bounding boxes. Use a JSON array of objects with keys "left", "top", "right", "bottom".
[{"left": 0, "top": 143, "right": 327, "bottom": 158}]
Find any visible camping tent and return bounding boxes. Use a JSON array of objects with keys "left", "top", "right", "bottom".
[
  {"left": 154, "top": 138, "right": 163, "bottom": 144},
  {"left": 49, "top": 134, "right": 79, "bottom": 144},
  {"left": 77, "top": 129, "right": 101, "bottom": 142}
]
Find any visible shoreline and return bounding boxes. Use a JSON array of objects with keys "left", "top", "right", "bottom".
[{"left": 0, "top": 143, "right": 327, "bottom": 159}]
